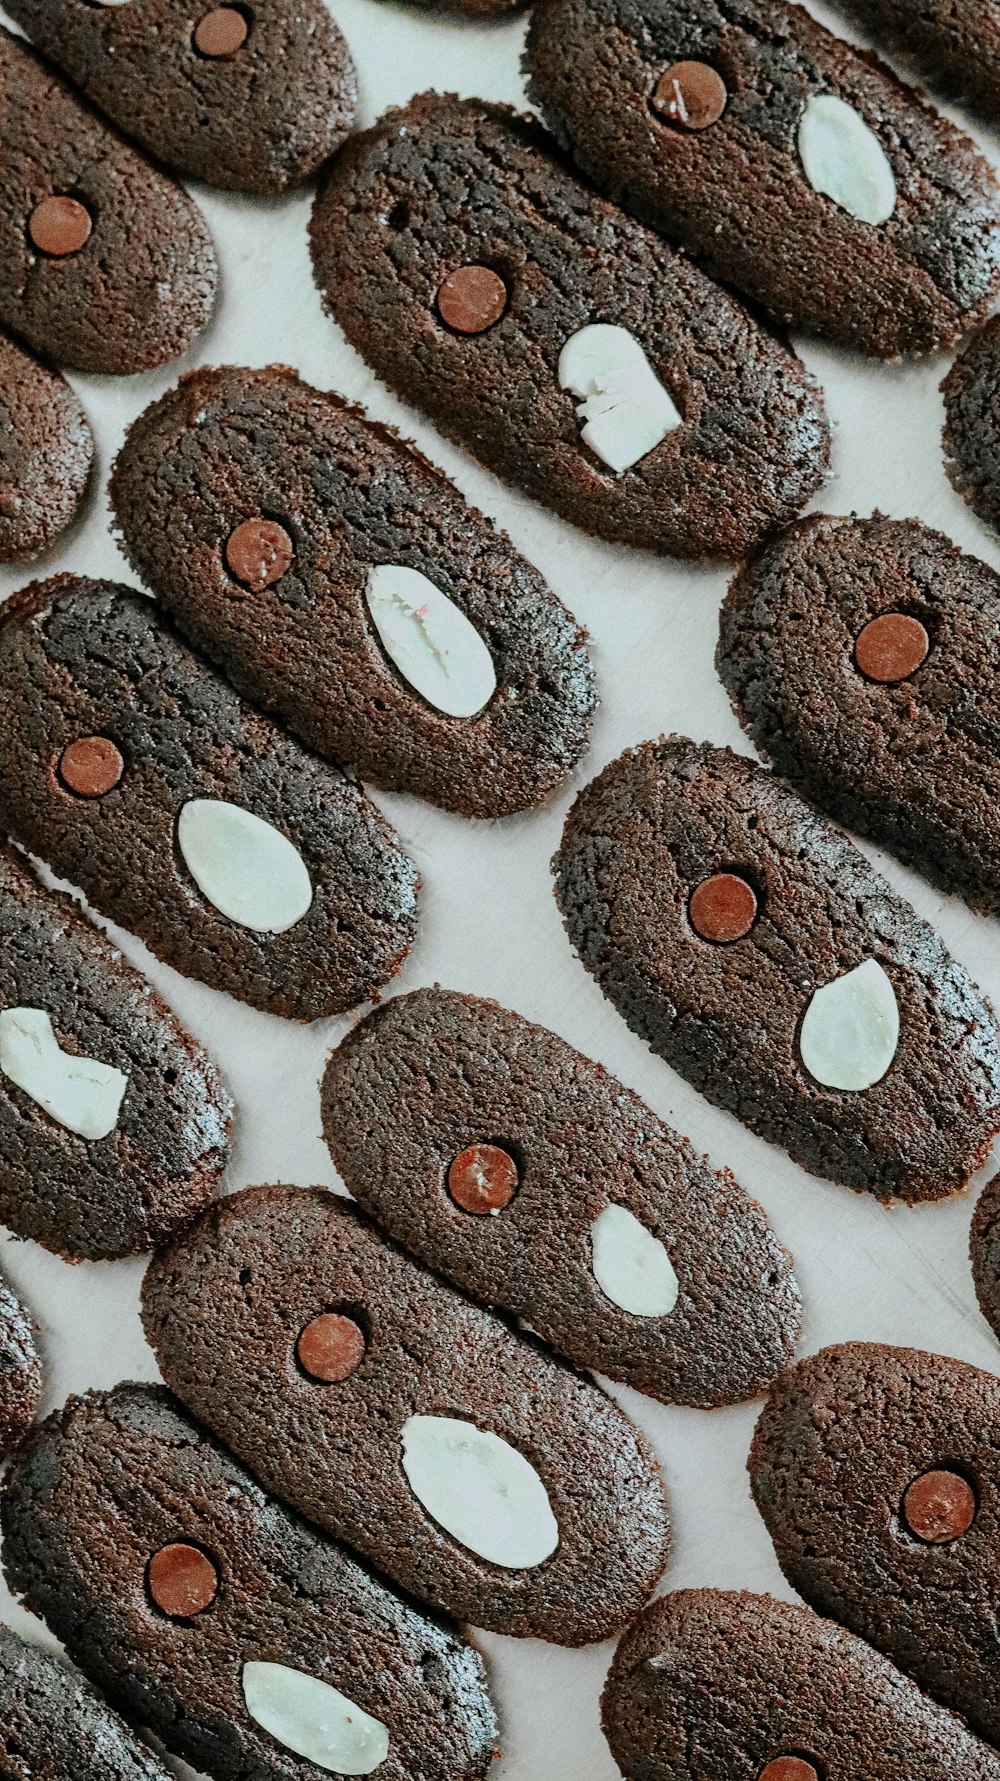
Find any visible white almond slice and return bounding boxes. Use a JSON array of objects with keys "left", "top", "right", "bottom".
[
  {"left": 401, "top": 1414, "right": 559, "bottom": 1569},
  {"left": 365, "top": 564, "right": 496, "bottom": 718},
  {"left": 557, "top": 324, "right": 682, "bottom": 474},
  {"left": 242, "top": 1662, "right": 389, "bottom": 1776},
  {"left": 797, "top": 94, "right": 896, "bottom": 225},
  {"left": 799, "top": 958, "right": 899, "bottom": 1091},
  {"left": 177, "top": 799, "right": 313, "bottom": 934},
  {"left": 0, "top": 1007, "right": 128, "bottom": 1141},
  {"left": 591, "top": 1203, "right": 679, "bottom": 1318}
]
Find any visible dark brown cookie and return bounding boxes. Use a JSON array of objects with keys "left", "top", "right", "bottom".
[
  {"left": 310, "top": 92, "right": 830, "bottom": 562},
  {"left": 828, "top": 0, "right": 1000, "bottom": 122},
  {"left": 971, "top": 1173, "right": 1000, "bottom": 1347},
  {"left": 1, "top": 1383, "right": 498, "bottom": 1781},
  {"left": 602, "top": 1587, "right": 1000, "bottom": 1780},
  {"left": 525, "top": 0, "right": 1000, "bottom": 357},
  {"left": 0, "top": 26, "right": 217, "bottom": 375},
  {"left": 141, "top": 1183, "right": 672, "bottom": 1646},
  {"left": 322, "top": 986, "right": 801, "bottom": 1407},
  {"left": 718, "top": 513, "right": 1000, "bottom": 917},
  {"left": 942, "top": 317, "right": 1000, "bottom": 533},
  {"left": 0, "top": 1621, "right": 172, "bottom": 1780},
  {"left": 553, "top": 736, "right": 1000, "bottom": 1203},
  {"left": 749, "top": 1342, "right": 1000, "bottom": 1747},
  {"left": 0, "top": 578, "right": 419, "bottom": 1021},
  {"left": 0, "top": 1266, "right": 41, "bottom": 1449},
  {"left": 0, "top": 330, "right": 91, "bottom": 562},
  {"left": 3, "top": 0, "right": 357, "bottom": 196},
  {"left": 109, "top": 365, "right": 597, "bottom": 820}
]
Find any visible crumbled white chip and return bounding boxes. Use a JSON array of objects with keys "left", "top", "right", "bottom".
[
  {"left": 0, "top": 1007, "right": 127, "bottom": 1141},
  {"left": 366, "top": 564, "right": 497, "bottom": 718},
  {"left": 242, "top": 1662, "right": 389, "bottom": 1775},
  {"left": 557, "top": 324, "right": 682, "bottom": 473},
  {"left": 177, "top": 800, "right": 313, "bottom": 934},
  {"left": 401, "top": 1414, "right": 559, "bottom": 1568},
  {"left": 797, "top": 94, "right": 896, "bottom": 224},
  {"left": 591, "top": 1204, "right": 679, "bottom": 1317},
  {"left": 799, "top": 959, "right": 899, "bottom": 1091}
]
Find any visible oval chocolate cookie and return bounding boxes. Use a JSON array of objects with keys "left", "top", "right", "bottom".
[
  {"left": 0, "top": 843, "right": 230, "bottom": 1260},
  {"left": 971, "top": 1173, "right": 1000, "bottom": 1348},
  {"left": 0, "top": 1622, "right": 172, "bottom": 1780},
  {"left": 602, "top": 1587, "right": 1000, "bottom": 1781},
  {"left": 0, "top": 1264, "right": 40, "bottom": 1449},
  {"left": 323, "top": 987, "right": 801, "bottom": 1407},
  {"left": 0, "top": 330, "right": 92, "bottom": 562},
  {"left": 109, "top": 365, "right": 597, "bottom": 820},
  {"left": 1, "top": 1383, "right": 498, "bottom": 1781},
  {"left": 942, "top": 317, "right": 1000, "bottom": 533},
  {"left": 749, "top": 1341, "right": 1000, "bottom": 1747},
  {"left": 719, "top": 513, "right": 1000, "bottom": 917},
  {"left": 3, "top": 0, "right": 357, "bottom": 196},
  {"left": 142, "top": 1184, "right": 672, "bottom": 1645},
  {"left": 0, "top": 25, "right": 216, "bottom": 375},
  {"left": 310, "top": 93, "right": 830, "bottom": 562},
  {"left": 0, "top": 578, "right": 419, "bottom": 1021},
  {"left": 553, "top": 736, "right": 1000, "bottom": 1202},
  {"left": 828, "top": 0, "right": 1000, "bottom": 122}
]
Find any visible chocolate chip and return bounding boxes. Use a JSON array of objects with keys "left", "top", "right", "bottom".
[
  {"left": 448, "top": 1143, "right": 518, "bottom": 1214},
  {"left": 758, "top": 1761, "right": 819, "bottom": 1781},
  {"left": 225, "top": 517, "right": 294, "bottom": 592},
  {"left": 297, "top": 1312, "right": 366, "bottom": 1383},
  {"left": 58, "top": 736, "right": 124, "bottom": 797},
  {"left": 194, "top": 6, "right": 248, "bottom": 56},
  {"left": 903, "top": 1468, "right": 976, "bottom": 1543},
  {"left": 652, "top": 61, "right": 728, "bottom": 131},
  {"left": 147, "top": 1542, "right": 218, "bottom": 1617},
  {"left": 437, "top": 266, "right": 508, "bottom": 335},
  {"left": 688, "top": 872, "right": 758, "bottom": 943},
  {"left": 28, "top": 196, "right": 92, "bottom": 257},
  {"left": 854, "top": 612, "right": 929, "bottom": 683}
]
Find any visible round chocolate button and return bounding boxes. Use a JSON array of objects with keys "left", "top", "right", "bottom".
[
  {"left": 688, "top": 872, "right": 758, "bottom": 943},
  {"left": 653, "top": 60, "right": 728, "bottom": 130},
  {"left": 758, "top": 1761, "right": 819, "bottom": 1781},
  {"left": 297, "top": 1313, "right": 366, "bottom": 1383},
  {"left": 854, "top": 612, "right": 929, "bottom": 684},
  {"left": 225, "top": 517, "right": 294, "bottom": 592},
  {"left": 58, "top": 736, "right": 124, "bottom": 798},
  {"left": 903, "top": 1468, "right": 976, "bottom": 1543},
  {"left": 29, "top": 196, "right": 92, "bottom": 257},
  {"left": 147, "top": 1543, "right": 218, "bottom": 1617},
  {"left": 448, "top": 1143, "right": 519, "bottom": 1214},
  {"left": 437, "top": 266, "right": 508, "bottom": 335},
  {"left": 194, "top": 5, "right": 248, "bottom": 55}
]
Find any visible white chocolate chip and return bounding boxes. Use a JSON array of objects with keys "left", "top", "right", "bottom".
[
  {"left": 365, "top": 565, "right": 497, "bottom": 718},
  {"left": 799, "top": 958, "right": 899, "bottom": 1091},
  {"left": 242, "top": 1662, "right": 389, "bottom": 1776},
  {"left": 591, "top": 1204, "right": 679, "bottom": 1318},
  {"left": 0, "top": 1007, "right": 127, "bottom": 1141},
  {"left": 557, "top": 324, "right": 682, "bottom": 473},
  {"left": 177, "top": 800, "right": 313, "bottom": 934},
  {"left": 797, "top": 94, "right": 896, "bottom": 225},
  {"left": 401, "top": 1414, "right": 559, "bottom": 1569}
]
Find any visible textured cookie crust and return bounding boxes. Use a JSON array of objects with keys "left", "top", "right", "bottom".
[
  {"left": 0, "top": 578, "right": 419, "bottom": 1021},
  {"left": 110, "top": 365, "right": 596, "bottom": 820},
  {"left": 942, "top": 317, "right": 1000, "bottom": 533},
  {"left": 719, "top": 513, "right": 1000, "bottom": 916},
  {"left": 323, "top": 986, "right": 801, "bottom": 1406},
  {"left": 525, "top": 0, "right": 1000, "bottom": 358},
  {"left": 1, "top": 1384, "right": 498, "bottom": 1781},
  {"left": 553, "top": 736, "right": 1000, "bottom": 1202},
  {"left": 829, "top": 0, "right": 1000, "bottom": 121},
  {"left": 142, "top": 1184, "right": 672, "bottom": 1645},
  {"left": 0, "top": 1622, "right": 171, "bottom": 1780},
  {"left": 749, "top": 1342, "right": 1000, "bottom": 1747},
  {"left": 310, "top": 92, "right": 830, "bottom": 562},
  {"left": 602, "top": 1587, "right": 1000, "bottom": 1780},
  {"left": 0, "top": 1267, "right": 40, "bottom": 1450},
  {"left": 0, "top": 331, "right": 91, "bottom": 562},
  {"left": 971, "top": 1172, "right": 1000, "bottom": 1347}
]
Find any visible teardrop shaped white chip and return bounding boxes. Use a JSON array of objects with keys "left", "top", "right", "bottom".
[
  {"left": 799, "top": 958, "right": 899, "bottom": 1091},
  {"left": 558, "top": 324, "right": 682, "bottom": 474},
  {"left": 797, "top": 93, "right": 896, "bottom": 225},
  {"left": 591, "top": 1203, "right": 679, "bottom": 1318},
  {"left": 401, "top": 1414, "right": 559, "bottom": 1569},
  {"left": 365, "top": 565, "right": 497, "bottom": 719},
  {"left": 242, "top": 1662, "right": 389, "bottom": 1776},
  {"left": 0, "top": 1007, "right": 128, "bottom": 1141},
  {"left": 177, "top": 799, "right": 313, "bottom": 934}
]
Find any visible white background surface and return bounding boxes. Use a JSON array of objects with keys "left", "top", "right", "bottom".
[{"left": 1, "top": 1, "right": 1000, "bottom": 1775}]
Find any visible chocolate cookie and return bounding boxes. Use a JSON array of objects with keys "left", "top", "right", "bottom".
[
  {"left": 828, "top": 1, "right": 1000, "bottom": 122},
  {"left": 749, "top": 1341, "right": 1000, "bottom": 1747},
  {"left": 0, "top": 1621, "right": 172, "bottom": 1780},
  {"left": 3, "top": 0, "right": 357, "bottom": 196},
  {"left": 942, "top": 317, "right": 1000, "bottom": 533},
  {"left": 553, "top": 736, "right": 1000, "bottom": 1202},
  {"left": 0, "top": 843, "right": 230, "bottom": 1260},
  {"left": 0, "top": 26, "right": 216, "bottom": 375},
  {"left": 0, "top": 1266, "right": 41, "bottom": 1449},
  {"left": 718, "top": 513, "right": 1000, "bottom": 917},
  {"left": 109, "top": 365, "right": 597, "bottom": 820},
  {"left": 310, "top": 92, "right": 830, "bottom": 562},
  {"left": 971, "top": 1173, "right": 1000, "bottom": 1347},
  {"left": 0, "top": 331, "right": 91, "bottom": 562},
  {"left": 322, "top": 987, "right": 801, "bottom": 1407},
  {"left": 1, "top": 1383, "right": 498, "bottom": 1780},
  {"left": 602, "top": 1587, "right": 1000, "bottom": 1781},
  {"left": 141, "top": 1184, "right": 672, "bottom": 1645},
  {"left": 0, "top": 578, "right": 419, "bottom": 1021},
  {"left": 524, "top": 0, "right": 1000, "bottom": 358}
]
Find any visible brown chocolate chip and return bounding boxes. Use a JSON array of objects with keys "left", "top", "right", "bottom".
[
  {"left": 758, "top": 1762, "right": 819, "bottom": 1781},
  {"left": 29, "top": 196, "right": 93, "bottom": 258},
  {"left": 194, "top": 6, "right": 248, "bottom": 56},
  {"left": 688, "top": 872, "right": 758, "bottom": 943},
  {"left": 903, "top": 1468, "right": 976, "bottom": 1543},
  {"left": 437, "top": 266, "right": 508, "bottom": 335},
  {"left": 58, "top": 736, "right": 124, "bottom": 798},
  {"left": 854, "top": 612, "right": 929, "bottom": 684},
  {"left": 225, "top": 517, "right": 293, "bottom": 592},
  {"left": 653, "top": 61, "right": 728, "bottom": 130},
  {"left": 147, "top": 1543, "right": 218, "bottom": 1618},
  {"left": 448, "top": 1143, "right": 519, "bottom": 1215},
  {"left": 297, "top": 1313, "right": 366, "bottom": 1383}
]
